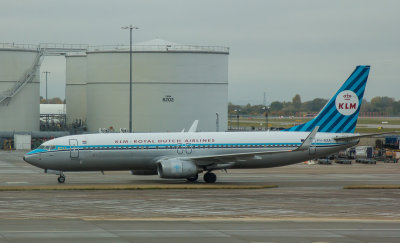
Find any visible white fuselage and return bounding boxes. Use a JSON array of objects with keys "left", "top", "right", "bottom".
[{"left": 24, "top": 131, "right": 358, "bottom": 172}]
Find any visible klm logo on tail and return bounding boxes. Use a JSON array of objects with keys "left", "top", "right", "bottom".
[
  {"left": 285, "top": 65, "right": 370, "bottom": 133},
  {"left": 336, "top": 90, "right": 359, "bottom": 116}
]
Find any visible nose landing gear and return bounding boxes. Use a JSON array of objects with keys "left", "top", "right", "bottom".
[{"left": 57, "top": 172, "right": 65, "bottom": 183}]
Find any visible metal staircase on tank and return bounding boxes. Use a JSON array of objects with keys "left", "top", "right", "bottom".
[
  {"left": 0, "top": 48, "right": 44, "bottom": 105},
  {"left": 0, "top": 43, "right": 88, "bottom": 105}
]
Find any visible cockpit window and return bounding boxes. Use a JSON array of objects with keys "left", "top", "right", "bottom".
[{"left": 38, "top": 145, "right": 44, "bottom": 149}]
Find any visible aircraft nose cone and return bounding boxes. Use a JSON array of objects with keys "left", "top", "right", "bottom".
[{"left": 23, "top": 154, "right": 36, "bottom": 165}]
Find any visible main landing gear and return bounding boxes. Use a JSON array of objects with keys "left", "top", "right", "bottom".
[
  {"left": 203, "top": 172, "right": 217, "bottom": 183},
  {"left": 186, "top": 174, "right": 199, "bottom": 182},
  {"left": 57, "top": 172, "right": 65, "bottom": 184},
  {"left": 186, "top": 172, "right": 217, "bottom": 183}
]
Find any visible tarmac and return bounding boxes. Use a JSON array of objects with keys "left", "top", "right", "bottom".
[{"left": 1, "top": 150, "right": 400, "bottom": 242}]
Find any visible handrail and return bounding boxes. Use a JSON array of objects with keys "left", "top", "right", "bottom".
[
  {"left": 0, "top": 43, "right": 39, "bottom": 50},
  {"left": 1, "top": 43, "right": 228, "bottom": 53},
  {"left": 88, "top": 44, "right": 229, "bottom": 53},
  {"left": 39, "top": 43, "right": 88, "bottom": 50},
  {"left": 0, "top": 49, "right": 43, "bottom": 105}
]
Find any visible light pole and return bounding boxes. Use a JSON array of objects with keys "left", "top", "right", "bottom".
[
  {"left": 43, "top": 71, "right": 50, "bottom": 104},
  {"left": 262, "top": 106, "right": 270, "bottom": 131},
  {"left": 121, "top": 24, "right": 139, "bottom": 133},
  {"left": 216, "top": 112, "right": 219, "bottom": 132},
  {"left": 234, "top": 109, "right": 240, "bottom": 130}
]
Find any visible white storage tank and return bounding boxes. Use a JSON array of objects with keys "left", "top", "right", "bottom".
[
  {"left": 65, "top": 53, "right": 87, "bottom": 125},
  {"left": 0, "top": 44, "right": 41, "bottom": 132},
  {"left": 83, "top": 39, "right": 229, "bottom": 132}
]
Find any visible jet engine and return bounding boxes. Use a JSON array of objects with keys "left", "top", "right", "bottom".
[{"left": 157, "top": 158, "right": 198, "bottom": 179}]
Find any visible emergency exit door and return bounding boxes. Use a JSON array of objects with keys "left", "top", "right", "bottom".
[{"left": 69, "top": 139, "right": 79, "bottom": 159}]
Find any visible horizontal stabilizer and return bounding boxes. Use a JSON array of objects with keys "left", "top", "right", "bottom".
[{"left": 334, "top": 131, "right": 399, "bottom": 141}]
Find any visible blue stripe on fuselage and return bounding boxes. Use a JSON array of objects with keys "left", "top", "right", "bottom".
[{"left": 26, "top": 142, "right": 348, "bottom": 155}]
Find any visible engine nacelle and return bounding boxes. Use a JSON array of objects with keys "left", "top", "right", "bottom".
[{"left": 157, "top": 158, "right": 198, "bottom": 179}]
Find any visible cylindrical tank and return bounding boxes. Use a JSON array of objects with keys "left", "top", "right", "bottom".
[
  {"left": 0, "top": 44, "right": 40, "bottom": 132},
  {"left": 65, "top": 53, "right": 87, "bottom": 126},
  {"left": 83, "top": 39, "right": 229, "bottom": 132}
]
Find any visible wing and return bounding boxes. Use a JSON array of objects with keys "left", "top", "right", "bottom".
[{"left": 190, "top": 126, "right": 319, "bottom": 166}]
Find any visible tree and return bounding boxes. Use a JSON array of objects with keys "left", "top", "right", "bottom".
[
  {"left": 40, "top": 97, "right": 64, "bottom": 104},
  {"left": 49, "top": 97, "right": 63, "bottom": 104},
  {"left": 303, "top": 98, "right": 328, "bottom": 112},
  {"left": 371, "top": 96, "right": 395, "bottom": 113},
  {"left": 270, "top": 101, "right": 283, "bottom": 112},
  {"left": 292, "top": 94, "right": 301, "bottom": 110}
]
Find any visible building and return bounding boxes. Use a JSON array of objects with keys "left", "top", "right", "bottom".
[
  {"left": 0, "top": 44, "right": 41, "bottom": 132},
  {"left": 66, "top": 39, "right": 229, "bottom": 132}
]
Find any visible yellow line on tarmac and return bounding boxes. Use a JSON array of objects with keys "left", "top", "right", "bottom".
[
  {"left": 344, "top": 185, "right": 400, "bottom": 189},
  {"left": 0, "top": 184, "right": 278, "bottom": 191}
]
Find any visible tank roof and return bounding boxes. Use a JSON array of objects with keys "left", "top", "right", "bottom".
[{"left": 0, "top": 43, "right": 39, "bottom": 52}]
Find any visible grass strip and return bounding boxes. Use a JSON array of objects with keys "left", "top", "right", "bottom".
[
  {"left": 0, "top": 184, "right": 277, "bottom": 191},
  {"left": 344, "top": 185, "right": 400, "bottom": 189}
]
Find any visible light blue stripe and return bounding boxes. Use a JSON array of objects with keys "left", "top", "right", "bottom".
[
  {"left": 348, "top": 71, "right": 369, "bottom": 91},
  {"left": 26, "top": 149, "right": 47, "bottom": 155},
  {"left": 312, "top": 102, "right": 337, "bottom": 129},
  {"left": 342, "top": 114, "right": 359, "bottom": 133},
  {"left": 28, "top": 142, "right": 346, "bottom": 155},
  {"left": 337, "top": 67, "right": 364, "bottom": 93},
  {"left": 355, "top": 82, "right": 367, "bottom": 98},
  {"left": 320, "top": 112, "right": 342, "bottom": 132}
]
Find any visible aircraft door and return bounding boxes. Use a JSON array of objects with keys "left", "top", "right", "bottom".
[
  {"left": 69, "top": 139, "right": 79, "bottom": 159},
  {"left": 185, "top": 143, "right": 192, "bottom": 154},
  {"left": 177, "top": 143, "right": 184, "bottom": 154}
]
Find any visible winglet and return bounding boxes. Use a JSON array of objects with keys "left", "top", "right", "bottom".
[
  {"left": 188, "top": 120, "right": 199, "bottom": 133},
  {"left": 295, "top": 126, "right": 319, "bottom": 151}
]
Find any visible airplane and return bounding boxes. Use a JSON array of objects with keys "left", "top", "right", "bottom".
[{"left": 24, "top": 65, "right": 380, "bottom": 183}]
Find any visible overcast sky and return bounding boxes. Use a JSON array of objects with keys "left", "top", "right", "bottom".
[{"left": 1, "top": 0, "right": 399, "bottom": 104}]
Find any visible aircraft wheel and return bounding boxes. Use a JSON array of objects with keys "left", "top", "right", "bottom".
[
  {"left": 186, "top": 174, "right": 198, "bottom": 182},
  {"left": 203, "top": 172, "right": 217, "bottom": 183},
  {"left": 58, "top": 175, "right": 65, "bottom": 184}
]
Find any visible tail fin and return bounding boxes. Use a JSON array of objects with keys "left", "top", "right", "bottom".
[{"left": 285, "top": 65, "right": 370, "bottom": 133}]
